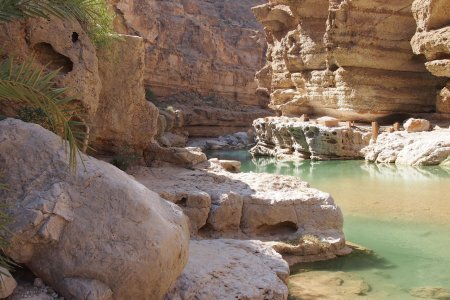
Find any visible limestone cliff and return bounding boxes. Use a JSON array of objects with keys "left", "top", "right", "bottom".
[
  {"left": 111, "top": 0, "right": 272, "bottom": 137},
  {"left": 253, "top": 0, "right": 445, "bottom": 121},
  {"left": 0, "top": 18, "right": 158, "bottom": 155},
  {"left": 411, "top": 0, "right": 450, "bottom": 114},
  {"left": 112, "top": 0, "right": 267, "bottom": 107}
]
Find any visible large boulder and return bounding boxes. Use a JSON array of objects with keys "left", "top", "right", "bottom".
[
  {"left": 363, "top": 129, "right": 450, "bottom": 166},
  {"left": 165, "top": 239, "right": 289, "bottom": 300},
  {"left": 0, "top": 119, "right": 190, "bottom": 299},
  {"left": 403, "top": 118, "right": 431, "bottom": 133}
]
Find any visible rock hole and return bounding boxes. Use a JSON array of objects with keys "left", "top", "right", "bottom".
[
  {"left": 306, "top": 131, "right": 315, "bottom": 138},
  {"left": 33, "top": 42, "right": 73, "bottom": 74},
  {"left": 72, "top": 32, "right": 79, "bottom": 43},
  {"left": 255, "top": 221, "right": 298, "bottom": 235},
  {"left": 329, "top": 64, "right": 339, "bottom": 71},
  {"left": 178, "top": 197, "right": 188, "bottom": 207}
]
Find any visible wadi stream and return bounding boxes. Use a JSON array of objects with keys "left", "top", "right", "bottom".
[{"left": 208, "top": 150, "right": 450, "bottom": 299}]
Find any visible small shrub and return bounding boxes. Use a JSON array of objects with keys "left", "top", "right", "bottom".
[
  {"left": 16, "top": 107, "right": 50, "bottom": 129},
  {"left": 111, "top": 154, "right": 139, "bottom": 171},
  {"left": 145, "top": 88, "right": 156, "bottom": 102},
  {"left": 166, "top": 105, "right": 175, "bottom": 113}
]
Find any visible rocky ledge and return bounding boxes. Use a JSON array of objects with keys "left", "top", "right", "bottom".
[
  {"left": 250, "top": 116, "right": 371, "bottom": 160},
  {"left": 130, "top": 159, "right": 346, "bottom": 261},
  {"left": 363, "top": 129, "right": 450, "bottom": 166}
]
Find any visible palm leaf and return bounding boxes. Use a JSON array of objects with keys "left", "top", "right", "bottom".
[
  {"left": 0, "top": 0, "right": 118, "bottom": 47},
  {"left": 0, "top": 57, "right": 87, "bottom": 170}
]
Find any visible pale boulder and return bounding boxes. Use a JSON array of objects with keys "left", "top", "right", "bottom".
[
  {"left": 363, "top": 130, "right": 450, "bottom": 166},
  {"left": 164, "top": 239, "right": 289, "bottom": 300},
  {"left": 0, "top": 267, "right": 17, "bottom": 298},
  {"left": 0, "top": 119, "right": 190, "bottom": 299},
  {"left": 403, "top": 118, "right": 431, "bottom": 133}
]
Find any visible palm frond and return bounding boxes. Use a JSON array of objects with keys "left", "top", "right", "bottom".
[
  {"left": 0, "top": 0, "right": 118, "bottom": 48},
  {"left": 0, "top": 57, "right": 87, "bottom": 170}
]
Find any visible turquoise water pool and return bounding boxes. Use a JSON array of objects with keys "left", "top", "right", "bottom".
[{"left": 207, "top": 151, "right": 450, "bottom": 299}]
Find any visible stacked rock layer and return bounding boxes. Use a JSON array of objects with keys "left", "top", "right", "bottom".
[
  {"left": 411, "top": 0, "right": 450, "bottom": 113},
  {"left": 252, "top": 0, "right": 445, "bottom": 121}
]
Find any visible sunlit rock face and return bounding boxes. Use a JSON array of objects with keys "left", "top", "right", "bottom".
[
  {"left": 253, "top": 0, "right": 445, "bottom": 121},
  {"left": 411, "top": 0, "right": 450, "bottom": 113},
  {"left": 113, "top": 0, "right": 267, "bottom": 107}
]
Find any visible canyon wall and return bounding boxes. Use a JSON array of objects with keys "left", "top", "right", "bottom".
[
  {"left": 253, "top": 0, "right": 445, "bottom": 121},
  {"left": 411, "top": 0, "right": 450, "bottom": 114},
  {"left": 0, "top": 18, "right": 158, "bottom": 155},
  {"left": 112, "top": 0, "right": 267, "bottom": 107}
]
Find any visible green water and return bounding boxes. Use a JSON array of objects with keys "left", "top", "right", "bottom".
[{"left": 208, "top": 151, "right": 450, "bottom": 299}]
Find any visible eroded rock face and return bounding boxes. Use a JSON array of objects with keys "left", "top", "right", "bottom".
[
  {"left": 251, "top": 117, "right": 371, "bottom": 160},
  {"left": 0, "top": 19, "right": 158, "bottom": 156},
  {"left": 165, "top": 239, "right": 289, "bottom": 300},
  {"left": 113, "top": 0, "right": 267, "bottom": 107},
  {"left": 411, "top": 0, "right": 450, "bottom": 113},
  {"left": 130, "top": 160, "right": 346, "bottom": 260},
  {"left": 253, "top": 0, "right": 444, "bottom": 120},
  {"left": 0, "top": 119, "right": 190, "bottom": 299},
  {"left": 362, "top": 129, "right": 450, "bottom": 166}
]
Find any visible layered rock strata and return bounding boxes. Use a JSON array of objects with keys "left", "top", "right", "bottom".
[
  {"left": 251, "top": 117, "right": 371, "bottom": 160},
  {"left": 165, "top": 240, "right": 289, "bottom": 300},
  {"left": 252, "top": 0, "right": 444, "bottom": 120},
  {"left": 0, "top": 18, "right": 158, "bottom": 155},
  {"left": 363, "top": 129, "right": 450, "bottom": 166},
  {"left": 151, "top": 93, "right": 272, "bottom": 137},
  {"left": 0, "top": 119, "right": 190, "bottom": 299},
  {"left": 130, "top": 159, "right": 346, "bottom": 260},
  {"left": 113, "top": 0, "right": 267, "bottom": 107},
  {"left": 411, "top": 0, "right": 450, "bottom": 113}
]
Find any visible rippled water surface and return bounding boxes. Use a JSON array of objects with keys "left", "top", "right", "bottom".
[{"left": 208, "top": 150, "right": 450, "bottom": 299}]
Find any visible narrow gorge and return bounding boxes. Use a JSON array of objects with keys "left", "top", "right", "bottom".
[{"left": 0, "top": 0, "right": 449, "bottom": 300}]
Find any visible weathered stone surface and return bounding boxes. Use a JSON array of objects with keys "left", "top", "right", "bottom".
[
  {"left": 210, "top": 158, "right": 241, "bottom": 173},
  {"left": 153, "top": 94, "right": 272, "bottom": 137},
  {"left": 113, "top": 0, "right": 267, "bottom": 107},
  {"left": 363, "top": 129, "right": 450, "bottom": 166},
  {"left": 411, "top": 0, "right": 450, "bottom": 113},
  {"left": 91, "top": 35, "right": 159, "bottom": 155},
  {"left": 188, "top": 131, "right": 255, "bottom": 151},
  {"left": 0, "top": 19, "right": 158, "bottom": 156},
  {"left": 251, "top": 117, "right": 371, "bottom": 160},
  {"left": 0, "top": 119, "right": 190, "bottom": 299},
  {"left": 164, "top": 239, "right": 289, "bottom": 300},
  {"left": 144, "top": 143, "right": 207, "bottom": 167},
  {"left": 130, "top": 159, "right": 346, "bottom": 260},
  {"left": 0, "top": 267, "right": 17, "bottom": 298},
  {"left": 253, "top": 0, "right": 443, "bottom": 120},
  {"left": 403, "top": 118, "right": 431, "bottom": 132}
]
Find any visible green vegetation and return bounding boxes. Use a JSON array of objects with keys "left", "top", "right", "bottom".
[
  {"left": 166, "top": 105, "right": 174, "bottom": 113},
  {"left": 111, "top": 154, "right": 139, "bottom": 171},
  {"left": 145, "top": 87, "right": 156, "bottom": 102},
  {"left": 0, "top": 0, "right": 118, "bottom": 48},
  {"left": 0, "top": 57, "right": 87, "bottom": 169},
  {"left": 16, "top": 107, "right": 50, "bottom": 129}
]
